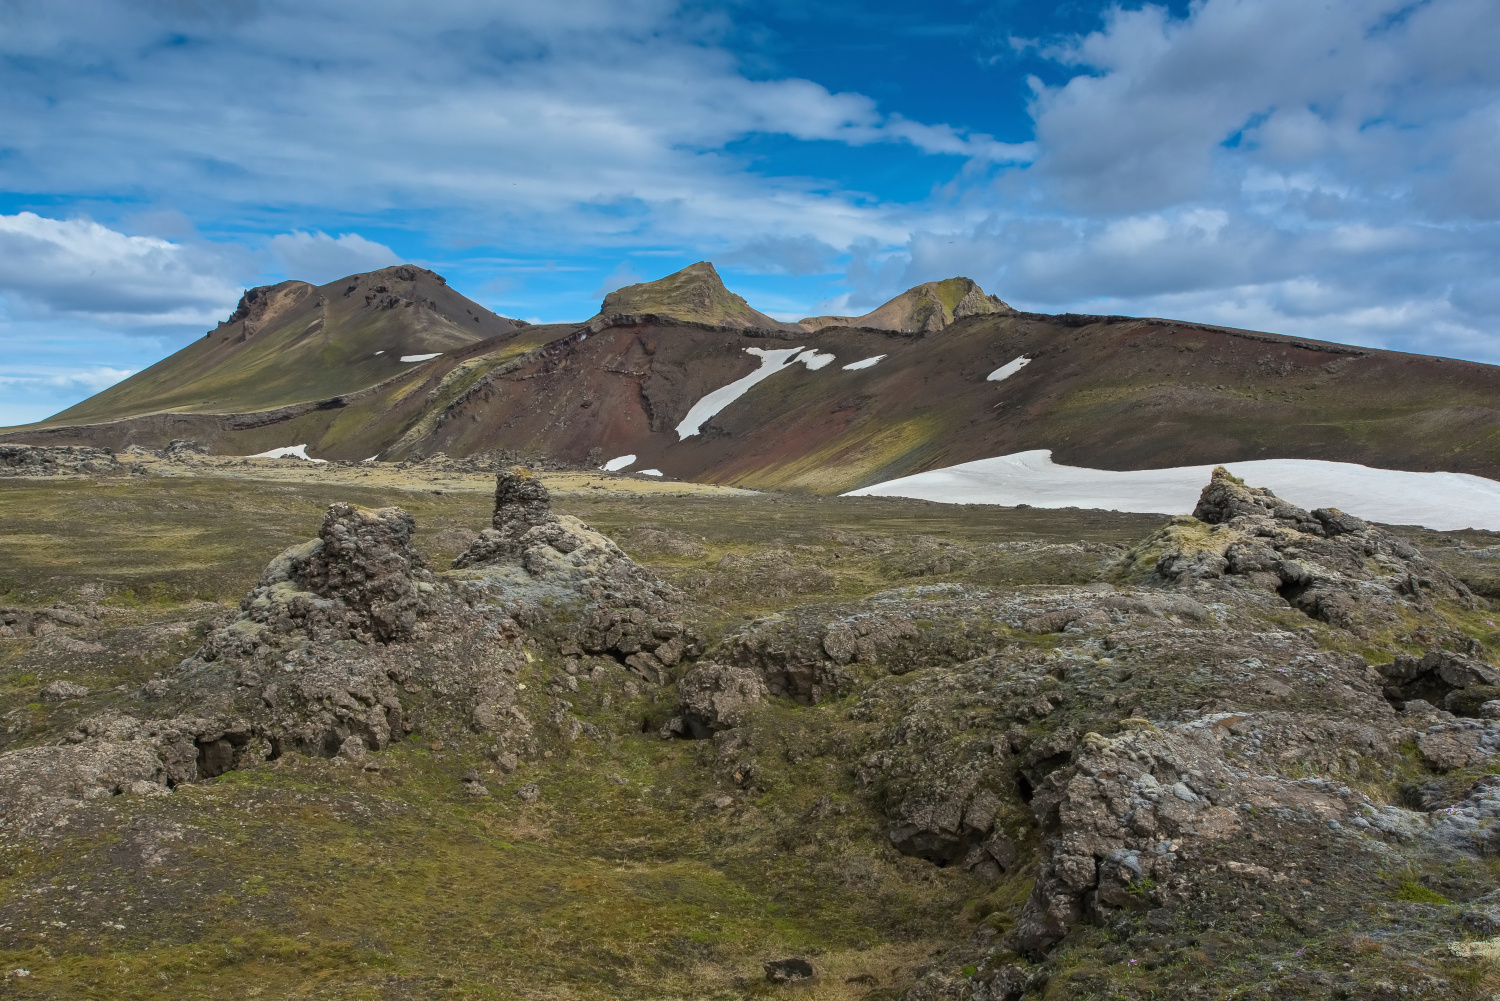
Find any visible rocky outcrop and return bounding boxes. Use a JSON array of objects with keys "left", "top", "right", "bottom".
[
  {"left": 1125, "top": 466, "right": 1480, "bottom": 634},
  {"left": 677, "top": 662, "right": 767, "bottom": 738},
  {"left": 454, "top": 467, "right": 694, "bottom": 675},
  {"left": 0, "top": 444, "right": 123, "bottom": 476},
  {"left": 1378, "top": 649, "right": 1500, "bottom": 711},
  {"left": 0, "top": 713, "right": 258, "bottom": 836},
  {"left": 220, "top": 502, "right": 436, "bottom": 649}
]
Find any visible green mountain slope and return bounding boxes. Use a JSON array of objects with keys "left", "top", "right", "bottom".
[
  {"left": 596, "top": 261, "right": 798, "bottom": 330},
  {"left": 42, "top": 266, "right": 527, "bottom": 425}
]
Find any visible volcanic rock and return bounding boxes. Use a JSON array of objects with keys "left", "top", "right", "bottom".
[
  {"left": 232, "top": 502, "right": 435, "bottom": 646},
  {"left": 677, "top": 661, "right": 767, "bottom": 738}
]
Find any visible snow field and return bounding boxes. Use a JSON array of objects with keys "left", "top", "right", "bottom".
[
  {"left": 602, "top": 454, "right": 637, "bottom": 471},
  {"left": 845, "top": 449, "right": 1500, "bottom": 531},
  {"left": 399, "top": 353, "right": 442, "bottom": 363},
  {"left": 675, "top": 346, "right": 806, "bottom": 438},
  {"left": 843, "top": 355, "right": 886, "bottom": 370},
  {"left": 987, "top": 356, "right": 1031, "bottom": 382},
  {"left": 248, "top": 445, "right": 327, "bottom": 463}
]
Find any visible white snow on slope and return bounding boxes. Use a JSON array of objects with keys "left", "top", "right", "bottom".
[
  {"left": 400, "top": 353, "right": 442, "bottom": 363},
  {"left": 249, "top": 444, "right": 327, "bottom": 463},
  {"left": 602, "top": 454, "right": 637, "bottom": 471},
  {"left": 845, "top": 449, "right": 1500, "bottom": 532},
  {"left": 362, "top": 455, "right": 380, "bottom": 463},
  {"left": 675, "top": 346, "right": 805, "bottom": 439},
  {"left": 797, "top": 350, "right": 836, "bottom": 371},
  {"left": 639, "top": 469, "right": 663, "bottom": 476},
  {"left": 987, "top": 356, "right": 1030, "bottom": 382},
  {"left": 843, "top": 354, "right": 886, "bottom": 371}
]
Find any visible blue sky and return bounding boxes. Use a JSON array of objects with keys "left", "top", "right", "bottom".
[{"left": 2, "top": 0, "right": 1498, "bottom": 425}]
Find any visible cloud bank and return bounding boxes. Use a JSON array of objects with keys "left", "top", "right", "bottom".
[{"left": 0, "top": 0, "right": 1498, "bottom": 427}]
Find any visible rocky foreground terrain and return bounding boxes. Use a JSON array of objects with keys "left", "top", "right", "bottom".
[{"left": 1, "top": 453, "right": 1499, "bottom": 999}]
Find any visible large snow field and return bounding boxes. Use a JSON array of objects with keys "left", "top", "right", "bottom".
[
  {"left": 845, "top": 449, "right": 1500, "bottom": 531},
  {"left": 676, "top": 346, "right": 805, "bottom": 438},
  {"left": 602, "top": 454, "right": 637, "bottom": 471},
  {"left": 249, "top": 444, "right": 327, "bottom": 463}
]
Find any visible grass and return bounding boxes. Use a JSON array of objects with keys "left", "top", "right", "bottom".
[{"left": 4, "top": 463, "right": 1498, "bottom": 1000}]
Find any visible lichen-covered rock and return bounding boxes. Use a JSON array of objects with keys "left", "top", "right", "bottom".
[
  {"left": 1122, "top": 468, "right": 1480, "bottom": 635},
  {"left": 453, "top": 467, "right": 695, "bottom": 673},
  {"left": 40, "top": 680, "right": 89, "bottom": 700},
  {"left": 678, "top": 661, "right": 767, "bottom": 738},
  {"left": 0, "top": 444, "right": 122, "bottom": 477},
  {"left": 227, "top": 502, "right": 434, "bottom": 646},
  {"left": 1376, "top": 649, "right": 1500, "bottom": 713},
  {"left": 0, "top": 712, "right": 259, "bottom": 836}
]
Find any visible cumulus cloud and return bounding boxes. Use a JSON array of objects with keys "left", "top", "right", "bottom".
[
  {"left": 850, "top": 0, "right": 1500, "bottom": 361},
  {"left": 0, "top": 0, "right": 995, "bottom": 252},
  {"left": 719, "top": 235, "right": 839, "bottom": 275},
  {"left": 0, "top": 213, "right": 242, "bottom": 326},
  {"left": 268, "top": 231, "right": 401, "bottom": 285},
  {"left": 0, "top": 0, "right": 1497, "bottom": 371}
]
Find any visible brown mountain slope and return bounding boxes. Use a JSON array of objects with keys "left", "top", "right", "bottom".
[
  {"left": 34, "top": 265, "right": 527, "bottom": 427},
  {"left": 800, "top": 276, "right": 1010, "bottom": 333},
  {"left": 7, "top": 265, "right": 1500, "bottom": 491}
]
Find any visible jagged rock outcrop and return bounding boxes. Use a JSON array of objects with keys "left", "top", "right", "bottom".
[
  {"left": 676, "top": 662, "right": 768, "bottom": 738},
  {"left": 454, "top": 467, "right": 694, "bottom": 676},
  {"left": 0, "top": 712, "right": 257, "bottom": 836},
  {"left": 0, "top": 444, "right": 123, "bottom": 476},
  {"left": 1123, "top": 466, "right": 1480, "bottom": 634},
  {"left": 217, "top": 502, "right": 435, "bottom": 650}
]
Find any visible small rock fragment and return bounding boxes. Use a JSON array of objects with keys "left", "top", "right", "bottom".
[{"left": 765, "top": 958, "right": 815, "bottom": 984}]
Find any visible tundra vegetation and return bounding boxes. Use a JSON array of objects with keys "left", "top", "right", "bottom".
[{"left": 1, "top": 447, "right": 1498, "bottom": 1000}]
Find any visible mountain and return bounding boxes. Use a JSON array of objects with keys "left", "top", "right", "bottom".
[
  {"left": 595, "top": 261, "right": 798, "bottom": 330},
  {"left": 7, "top": 263, "right": 1500, "bottom": 493},
  {"left": 43, "top": 265, "right": 532, "bottom": 426},
  {"left": 799, "top": 276, "right": 1010, "bottom": 333}
]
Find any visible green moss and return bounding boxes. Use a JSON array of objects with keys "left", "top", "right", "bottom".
[{"left": 1391, "top": 880, "right": 1451, "bottom": 905}]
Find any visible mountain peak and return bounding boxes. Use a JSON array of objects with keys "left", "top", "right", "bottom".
[
  {"left": 800, "top": 277, "right": 1011, "bottom": 334},
  {"left": 597, "top": 262, "right": 795, "bottom": 330}
]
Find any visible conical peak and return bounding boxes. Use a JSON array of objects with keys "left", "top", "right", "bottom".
[
  {"left": 799, "top": 276, "right": 1011, "bottom": 334},
  {"left": 596, "top": 261, "right": 794, "bottom": 330}
]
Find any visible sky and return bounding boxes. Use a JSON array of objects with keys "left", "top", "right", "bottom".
[{"left": 1, "top": 0, "right": 1498, "bottom": 425}]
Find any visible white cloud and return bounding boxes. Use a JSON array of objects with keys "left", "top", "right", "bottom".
[
  {"left": 0, "top": 212, "right": 241, "bottom": 326},
  {"left": 856, "top": 0, "right": 1500, "bottom": 361},
  {"left": 268, "top": 231, "right": 401, "bottom": 285},
  {"left": 0, "top": 0, "right": 1004, "bottom": 255},
  {"left": 0, "top": 365, "right": 136, "bottom": 426}
]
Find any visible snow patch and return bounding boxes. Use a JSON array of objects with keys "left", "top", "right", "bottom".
[
  {"left": 399, "top": 353, "right": 442, "bottom": 363},
  {"left": 602, "top": 454, "right": 636, "bottom": 472},
  {"left": 249, "top": 444, "right": 327, "bottom": 464},
  {"left": 362, "top": 455, "right": 380, "bottom": 463},
  {"left": 796, "top": 350, "right": 836, "bottom": 371},
  {"left": 675, "top": 346, "right": 805, "bottom": 439},
  {"left": 845, "top": 449, "right": 1500, "bottom": 532},
  {"left": 843, "top": 354, "right": 886, "bottom": 371},
  {"left": 374, "top": 350, "right": 384, "bottom": 356},
  {"left": 638, "top": 469, "right": 663, "bottom": 477},
  {"left": 987, "top": 356, "right": 1031, "bottom": 382}
]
